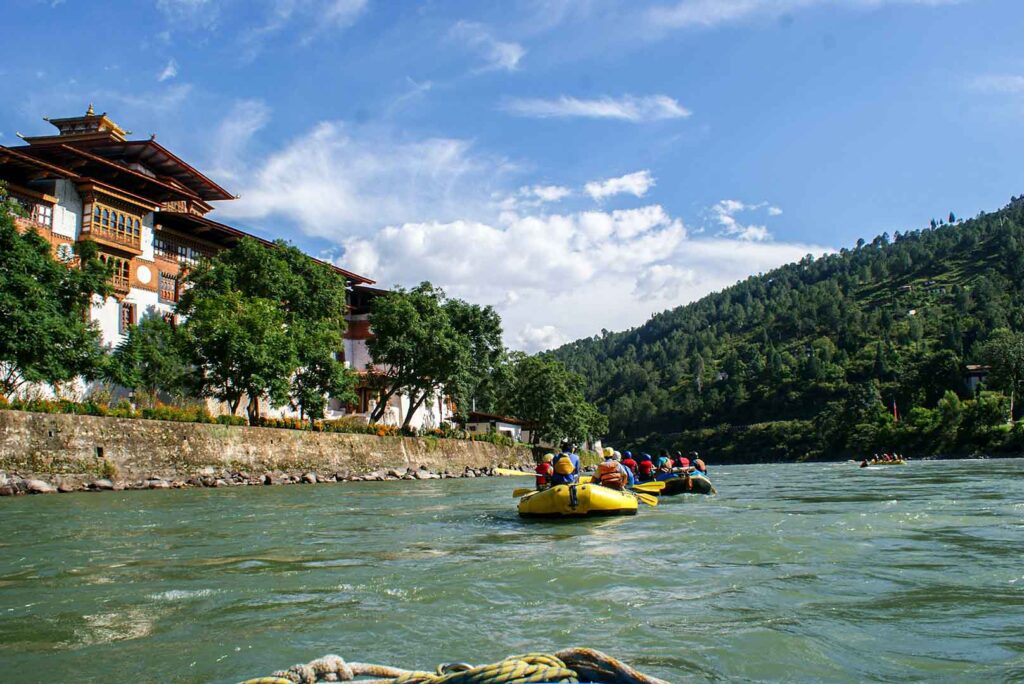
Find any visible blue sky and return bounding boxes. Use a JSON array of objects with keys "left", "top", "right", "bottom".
[{"left": 2, "top": 0, "right": 1022, "bottom": 350}]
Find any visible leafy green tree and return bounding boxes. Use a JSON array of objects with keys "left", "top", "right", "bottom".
[
  {"left": 0, "top": 185, "right": 112, "bottom": 398},
  {"left": 368, "top": 283, "right": 503, "bottom": 429},
  {"left": 106, "top": 316, "right": 189, "bottom": 405},
  {"left": 499, "top": 354, "right": 606, "bottom": 445},
  {"left": 177, "top": 237, "right": 353, "bottom": 422},
  {"left": 980, "top": 329, "right": 1024, "bottom": 422}
]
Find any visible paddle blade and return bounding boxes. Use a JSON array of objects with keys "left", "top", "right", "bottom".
[
  {"left": 632, "top": 481, "right": 665, "bottom": 493},
  {"left": 495, "top": 468, "right": 534, "bottom": 477},
  {"left": 634, "top": 492, "right": 658, "bottom": 506},
  {"left": 512, "top": 487, "right": 535, "bottom": 497}
]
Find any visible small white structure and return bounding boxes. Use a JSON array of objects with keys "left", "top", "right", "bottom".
[{"left": 461, "top": 412, "right": 526, "bottom": 441}]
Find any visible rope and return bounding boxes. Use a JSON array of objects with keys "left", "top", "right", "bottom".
[{"left": 238, "top": 648, "right": 670, "bottom": 684}]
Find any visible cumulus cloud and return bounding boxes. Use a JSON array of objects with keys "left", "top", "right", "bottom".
[
  {"left": 338, "top": 202, "right": 827, "bottom": 350},
  {"left": 449, "top": 21, "right": 525, "bottom": 72},
  {"left": 503, "top": 94, "right": 690, "bottom": 122},
  {"left": 157, "top": 59, "right": 178, "bottom": 82},
  {"left": 585, "top": 170, "right": 655, "bottom": 200},
  {"left": 648, "top": 0, "right": 965, "bottom": 30},
  {"left": 768, "top": 205, "right": 783, "bottom": 216}
]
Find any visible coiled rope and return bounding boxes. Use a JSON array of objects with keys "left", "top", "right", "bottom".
[{"left": 239, "top": 647, "right": 669, "bottom": 684}]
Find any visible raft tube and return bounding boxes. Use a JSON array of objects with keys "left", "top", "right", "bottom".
[
  {"left": 656, "top": 473, "right": 715, "bottom": 496},
  {"left": 518, "top": 483, "right": 638, "bottom": 518},
  {"left": 865, "top": 459, "right": 906, "bottom": 466}
]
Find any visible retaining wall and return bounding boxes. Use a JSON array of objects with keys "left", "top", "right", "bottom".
[{"left": 0, "top": 410, "right": 533, "bottom": 484}]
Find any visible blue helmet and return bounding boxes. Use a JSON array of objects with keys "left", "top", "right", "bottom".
[
  {"left": 640, "top": 453, "right": 652, "bottom": 461},
  {"left": 623, "top": 451, "right": 632, "bottom": 458}
]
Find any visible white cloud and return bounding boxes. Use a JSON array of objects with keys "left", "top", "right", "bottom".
[
  {"left": 450, "top": 21, "right": 526, "bottom": 72},
  {"left": 504, "top": 94, "right": 690, "bottom": 121},
  {"left": 517, "top": 324, "right": 568, "bottom": 352},
  {"left": 338, "top": 202, "right": 828, "bottom": 350},
  {"left": 217, "top": 120, "right": 508, "bottom": 236},
  {"left": 585, "top": 170, "right": 655, "bottom": 200},
  {"left": 710, "top": 198, "right": 780, "bottom": 241},
  {"left": 157, "top": 59, "right": 178, "bottom": 82},
  {"left": 969, "top": 74, "right": 1024, "bottom": 94},
  {"left": 498, "top": 184, "right": 572, "bottom": 210},
  {"left": 208, "top": 99, "right": 271, "bottom": 182},
  {"left": 648, "top": 0, "right": 965, "bottom": 30}
]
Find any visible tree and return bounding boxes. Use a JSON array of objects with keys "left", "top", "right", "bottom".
[
  {"left": 499, "top": 354, "right": 606, "bottom": 446},
  {"left": 0, "top": 185, "right": 112, "bottom": 398},
  {"left": 367, "top": 283, "right": 503, "bottom": 429},
  {"left": 980, "top": 329, "right": 1024, "bottom": 423},
  {"left": 177, "top": 237, "right": 354, "bottom": 422},
  {"left": 106, "top": 316, "right": 189, "bottom": 405}
]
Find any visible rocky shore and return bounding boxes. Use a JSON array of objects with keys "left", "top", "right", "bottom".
[{"left": 0, "top": 463, "right": 532, "bottom": 497}]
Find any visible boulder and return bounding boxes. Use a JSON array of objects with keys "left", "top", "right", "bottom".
[
  {"left": 90, "top": 479, "right": 115, "bottom": 491},
  {"left": 387, "top": 468, "right": 405, "bottom": 479},
  {"left": 0, "top": 485, "right": 15, "bottom": 496},
  {"left": 112, "top": 482, "right": 126, "bottom": 491},
  {"left": 214, "top": 479, "right": 228, "bottom": 487},
  {"left": 302, "top": 472, "right": 318, "bottom": 484},
  {"left": 147, "top": 479, "right": 171, "bottom": 489},
  {"left": 23, "top": 479, "right": 56, "bottom": 494},
  {"left": 57, "top": 483, "right": 76, "bottom": 493}
]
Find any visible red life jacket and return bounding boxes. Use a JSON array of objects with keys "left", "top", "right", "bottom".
[
  {"left": 535, "top": 462, "right": 553, "bottom": 488},
  {"left": 639, "top": 459, "right": 655, "bottom": 479},
  {"left": 622, "top": 457, "right": 638, "bottom": 474},
  {"left": 676, "top": 457, "right": 690, "bottom": 469}
]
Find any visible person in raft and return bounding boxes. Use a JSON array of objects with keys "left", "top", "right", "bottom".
[
  {"left": 621, "top": 451, "right": 638, "bottom": 476},
  {"left": 535, "top": 453, "right": 555, "bottom": 490},
  {"left": 550, "top": 445, "right": 581, "bottom": 486},
  {"left": 656, "top": 451, "right": 674, "bottom": 474},
  {"left": 690, "top": 453, "right": 707, "bottom": 476},
  {"left": 636, "top": 453, "right": 656, "bottom": 482},
  {"left": 673, "top": 451, "right": 691, "bottom": 470},
  {"left": 594, "top": 449, "right": 635, "bottom": 490}
]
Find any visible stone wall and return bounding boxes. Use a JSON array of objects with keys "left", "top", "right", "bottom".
[{"left": 0, "top": 410, "right": 534, "bottom": 486}]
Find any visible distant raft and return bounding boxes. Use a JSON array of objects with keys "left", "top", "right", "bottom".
[
  {"left": 864, "top": 459, "right": 907, "bottom": 466},
  {"left": 656, "top": 473, "right": 716, "bottom": 495},
  {"left": 518, "top": 483, "right": 639, "bottom": 518}
]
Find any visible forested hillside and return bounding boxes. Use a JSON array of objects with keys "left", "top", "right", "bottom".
[{"left": 552, "top": 198, "right": 1024, "bottom": 461}]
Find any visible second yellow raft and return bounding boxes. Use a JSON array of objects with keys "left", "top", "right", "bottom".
[{"left": 518, "top": 483, "right": 638, "bottom": 518}]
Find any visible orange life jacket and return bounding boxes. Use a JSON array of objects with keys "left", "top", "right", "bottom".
[{"left": 596, "top": 461, "right": 625, "bottom": 490}]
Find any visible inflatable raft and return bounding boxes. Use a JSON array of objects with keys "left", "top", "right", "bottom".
[
  {"left": 518, "top": 483, "right": 638, "bottom": 518},
  {"left": 655, "top": 473, "right": 715, "bottom": 495},
  {"left": 863, "top": 459, "right": 906, "bottom": 466}
]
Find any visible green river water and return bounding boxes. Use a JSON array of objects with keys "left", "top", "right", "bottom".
[{"left": 1, "top": 459, "right": 1023, "bottom": 683}]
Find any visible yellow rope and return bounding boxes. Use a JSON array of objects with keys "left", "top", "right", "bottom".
[{"left": 238, "top": 648, "right": 669, "bottom": 684}]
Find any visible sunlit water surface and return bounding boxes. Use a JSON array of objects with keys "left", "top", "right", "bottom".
[{"left": 1, "top": 460, "right": 1023, "bottom": 683}]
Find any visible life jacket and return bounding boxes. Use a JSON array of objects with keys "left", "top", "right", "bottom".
[
  {"left": 621, "top": 457, "right": 638, "bottom": 474},
  {"left": 535, "top": 462, "right": 553, "bottom": 488},
  {"left": 553, "top": 454, "right": 575, "bottom": 476},
  {"left": 676, "top": 457, "right": 690, "bottom": 469},
  {"left": 638, "top": 459, "right": 655, "bottom": 480},
  {"left": 596, "top": 461, "right": 625, "bottom": 490}
]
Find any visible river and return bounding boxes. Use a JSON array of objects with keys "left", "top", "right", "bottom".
[{"left": 1, "top": 459, "right": 1022, "bottom": 683}]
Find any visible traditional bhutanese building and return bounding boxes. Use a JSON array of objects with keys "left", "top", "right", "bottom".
[{"left": 0, "top": 106, "right": 452, "bottom": 429}]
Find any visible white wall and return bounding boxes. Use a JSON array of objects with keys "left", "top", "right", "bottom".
[{"left": 52, "top": 179, "right": 81, "bottom": 240}]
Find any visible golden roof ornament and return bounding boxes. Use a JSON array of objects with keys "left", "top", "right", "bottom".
[{"left": 86, "top": 103, "right": 95, "bottom": 116}]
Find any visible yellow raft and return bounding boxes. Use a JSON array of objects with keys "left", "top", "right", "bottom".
[
  {"left": 518, "top": 483, "right": 638, "bottom": 518},
  {"left": 865, "top": 459, "right": 906, "bottom": 466}
]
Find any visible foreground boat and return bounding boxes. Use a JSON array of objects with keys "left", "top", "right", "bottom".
[
  {"left": 655, "top": 473, "right": 716, "bottom": 495},
  {"left": 518, "top": 483, "right": 639, "bottom": 518}
]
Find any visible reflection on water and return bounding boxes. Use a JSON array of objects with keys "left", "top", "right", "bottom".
[{"left": 1, "top": 459, "right": 1023, "bottom": 682}]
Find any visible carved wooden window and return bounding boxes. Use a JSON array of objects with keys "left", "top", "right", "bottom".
[
  {"left": 91, "top": 200, "right": 142, "bottom": 246},
  {"left": 119, "top": 302, "right": 136, "bottom": 335},
  {"left": 159, "top": 271, "right": 178, "bottom": 303}
]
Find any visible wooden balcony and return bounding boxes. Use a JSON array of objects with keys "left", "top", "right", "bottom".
[
  {"left": 13, "top": 215, "right": 53, "bottom": 235},
  {"left": 82, "top": 225, "right": 142, "bottom": 255},
  {"left": 111, "top": 273, "right": 131, "bottom": 296}
]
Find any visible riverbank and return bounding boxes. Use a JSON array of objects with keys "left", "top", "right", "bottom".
[{"left": 0, "top": 409, "right": 534, "bottom": 496}]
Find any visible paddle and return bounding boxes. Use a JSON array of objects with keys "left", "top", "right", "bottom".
[
  {"left": 512, "top": 487, "right": 535, "bottom": 497},
  {"left": 494, "top": 467, "right": 533, "bottom": 477},
  {"left": 633, "top": 491, "right": 658, "bottom": 506},
  {"left": 582, "top": 475, "right": 664, "bottom": 493}
]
